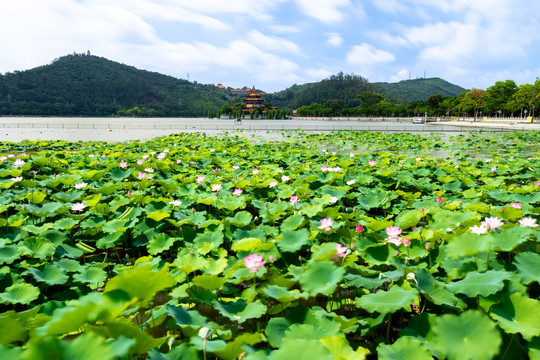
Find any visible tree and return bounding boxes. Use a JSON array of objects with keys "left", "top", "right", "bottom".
[
  {"left": 459, "top": 89, "right": 487, "bottom": 120},
  {"left": 485, "top": 80, "right": 517, "bottom": 116},
  {"left": 427, "top": 94, "right": 444, "bottom": 115}
]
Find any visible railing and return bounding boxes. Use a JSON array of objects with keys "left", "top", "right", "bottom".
[{"left": 0, "top": 122, "right": 515, "bottom": 132}]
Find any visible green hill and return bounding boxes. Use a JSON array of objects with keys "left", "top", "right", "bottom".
[
  {"left": 374, "top": 77, "right": 466, "bottom": 102},
  {"left": 0, "top": 53, "right": 229, "bottom": 116}
]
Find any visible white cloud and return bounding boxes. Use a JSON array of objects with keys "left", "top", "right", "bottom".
[
  {"left": 248, "top": 30, "right": 301, "bottom": 54},
  {"left": 346, "top": 44, "right": 395, "bottom": 65},
  {"left": 295, "top": 0, "right": 351, "bottom": 23},
  {"left": 326, "top": 33, "right": 344, "bottom": 47}
]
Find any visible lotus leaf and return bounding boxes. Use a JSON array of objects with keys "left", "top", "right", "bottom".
[
  {"left": 356, "top": 285, "right": 418, "bottom": 314},
  {"left": 514, "top": 251, "right": 540, "bottom": 285},
  {"left": 490, "top": 292, "right": 540, "bottom": 340},
  {"left": 299, "top": 260, "right": 344, "bottom": 296},
  {"left": 377, "top": 336, "right": 432, "bottom": 360}
]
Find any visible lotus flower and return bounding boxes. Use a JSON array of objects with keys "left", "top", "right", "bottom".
[
  {"left": 318, "top": 218, "right": 333, "bottom": 232},
  {"left": 74, "top": 182, "right": 88, "bottom": 189},
  {"left": 168, "top": 200, "right": 182, "bottom": 207},
  {"left": 519, "top": 217, "right": 538, "bottom": 228},
  {"left": 11, "top": 176, "right": 23, "bottom": 182},
  {"left": 71, "top": 202, "right": 86, "bottom": 211},
  {"left": 196, "top": 175, "right": 205, "bottom": 184},
  {"left": 335, "top": 243, "right": 348, "bottom": 258},
  {"left": 233, "top": 188, "right": 243, "bottom": 196},
  {"left": 290, "top": 196, "right": 299, "bottom": 205},
  {"left": 509, "top": 203, "right": 522, "bottom": 209},
  {"left": 243, "top": 254, "right": 266, "bottom": 273},
  {"left": 469, "top": 224, "right": 488, "bottom": 235},
  {"left": 211, "top": 184, "right": 222, "bottom": 192},
  {"left": 269, "top": 181, "right": 278, "bottom": 188},
  {"left": 13, "top": 158, "right": 25, "bottom": 167},
  {"left": 481, "top": 216, "right": 504, "bottom": 230}
]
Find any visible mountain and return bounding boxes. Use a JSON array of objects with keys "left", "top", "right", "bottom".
[
  {"left": 0, "top": 54, "right": 467, "bottom": 116},
  {"left": 374, "top": 77, "right": 466, "bottom": 102},
  {"left": 0, "top": 53, "right": 229, "bottom": 116}
]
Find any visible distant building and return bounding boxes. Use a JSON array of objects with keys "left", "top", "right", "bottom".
[
  {"left": 230, "top": 87, "right": 251, "bottom": 96},
  {"left": 215, "top": 83, "right": 227, "bottom": 92},
  {"left": 234, "top": 86, "right": 278, "bottom": 115}
]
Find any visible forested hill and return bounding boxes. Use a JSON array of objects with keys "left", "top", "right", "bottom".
[
  {"left": 0, "top": 53, "right": 229, "bottom": 116},
  {"left": 374, "top": 78, "right": 466, "bottom": 102}
]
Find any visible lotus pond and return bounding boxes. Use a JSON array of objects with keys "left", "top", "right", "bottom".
[{"left": 0, "top": 130, "right": 539, "bottom": 359}]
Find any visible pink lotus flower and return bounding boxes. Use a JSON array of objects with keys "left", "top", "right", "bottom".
[
  {"left": 243, "top": 254, "right": 266, "bottom": 273},
  {"left": 252, "top": 169, "right": 260, "bottom": 175},
  {"left": 385, "top": 226, "right": 403, "bottom": 246},
  {"left": 290, "top": 196, "right": 299, "bottom": 205},
  {"left": 156, "top": 153, "right": 166, "bottom": 160},
  {"left": 13, "top": 158, "right": 25, "bottom": 167},
  {"left": 518, "top": 217, "right": 538, "bottom": 228},
  {"left": 119, "top": 160, "right": 128, "bottom": 168},
  {"left": 142, "top": 154, "right": 150, "bottom": 160},
  {"left": 71, "top": 202, "right": 86, "bottom": 211},
  {"left": 321, "top": 165, "right": 329, "bottom": 172},
  {"left": 318, "top": 218, "right": 333, "bottom": 232},
  {"left": 144, "top": 167, "right": 154, "bottom": 173},
  {"left": 233, "top": 188, "right": 243, "bottom": 196},
  {"left": 469, "top": 224, "right": 488, "bottom": 235},
  {"left": 137, "top": 172, "right": 147, "bottom": 180},
  {"left": 334, "top": 243, "right": 348, "bottom": 258},
  {"left": 509, "top": 203, "right": 522, "bottom": 209},
  {"left": 368, "top": 159, "right": 376, "bottom": 167},
  {"left": 269, "top": 181, "right": 278, "bottom": 188},
  {"left": 136, "top": 159, "right": 143, "bottom": 165},
  {"left": 436, "top": 197, "right": 443, "bottom": 203},
  {"left": 356, "top": 225, "right": 364, "bottom": 233},
  {"left": 211, "top": 184, "right": 222, "bottom": 192},
  {"left": 196, "top": 175, "right": 205, "bottom": 184},
  {"left": 491, "top": 166, "right": 497, "bottom": 172},
  {"left": 402, "top": 237, "right": 411, "bottom": 247},
  {"left": 482, "top": 216, "right": 504, "bottom": 230}
]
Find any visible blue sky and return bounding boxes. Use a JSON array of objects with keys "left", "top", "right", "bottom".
[{"left": 1, "top": 0, "right": 539, "bottom": 92}]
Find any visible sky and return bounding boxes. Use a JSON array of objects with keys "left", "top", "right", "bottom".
[{"left": 1, "top": 0, "right": 540, "bottom": 93}]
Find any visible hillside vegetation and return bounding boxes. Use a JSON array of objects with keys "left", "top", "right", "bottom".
[{"left": 0, "top": 53, "right": 467, "bottom": 117}]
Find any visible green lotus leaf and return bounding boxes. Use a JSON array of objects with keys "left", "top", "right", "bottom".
[
  {"left": 0, "top": 344, "right": 22, "bottom": 358},
  {"left": 108, "top": 167, "right": 132, "bottom": 181},
  {"left": 0, "top": 245, "right": 20, "bottom": 265},
  {"left": 56, "top": 258, "right": 85, "bottom": 272},
  {"left": 443, "top": 232, "right": 492, "bottom": 258},
  {"left": 212, "top": 299, "right": 267, "bottom": 324},
  {"left": 265, "top": 317, "right": 292, "bottom": 348},
  {"left": 146, "top": 210, "right": 170, "bottom": 222},
  {"left": 174, "top": 253, "right": 209, "bottom": 274},
  {"left": 414, "top": 269, "right": 465, "bottom": 309},
  {"left": 166, "top": 304, "right": 209, "bottom": 329},
  {"left": 96, "top": 231, "right": 124, "bottom": 249},
  {"left": 101, "top": 218, "right": 130, "bottom": 233},
  {"left": 214, "top": 333, "right": 264, "bottom": 360},
  {"left": 299, "top": 261, "right": 344, "bottom": 296},
  {"left": 356, "top": 285, "right": 418, "bottom": 314},
  {"left": 263, "top": 285, "right": 308, "bottom": 302},
  {"left": 492, "top": 227, "right": 536, "bottom": 252},
  {"left": 301, "top": 204, "right": 324, "bottom": 218},
  {"left": 104, "top": 265, "right": 175, "bottom": 304},
  {"left": 377, "top": 336, "right": 432, "bottom": 360},
  {"left": 357, "top": 190, "right": 386, "bottom": 210},
  {"left": 28, "top": 263, "right": 69, "bottom": 286},
  {"left": 25, "top": 191, "right": 47, "bottom": 204},
  {"left": 23, "top": 333, "right": 114, "bottom": 360},
  {"left": 343, "top": 274, "right": 387, "bottom": 290},
  {"left": 37, "top": 303, "right": 97, "bottom": 336},
  {"left": 147, "top": 233, "right": 176, "bottom": 255},
  {"left": 83, "top": 169, "right": 106, "bottom": 181},
  {"left": 515, "top": 251, "right": 540, "bottom": 285},
  {"left": 0, "top": 315, "right": 27, "bottom": 345},
  {"left": 366, "top": 219, "right": 393, "bottom": 232},
  {"left": 281, "top": 214, "right": 305, "bottom": 230},
  {"left": 0, "top": 283, "right": 40, "bottom": 305},
  {"left": 226, "top": 211, "right": 252, "bottom": 227},
  {"left": 320, "top": 336, "right": 370, "bottom": 360},
  {"left": 529, "top": 338, "right": 540, "bottom": 360},
  {"left": 362, "top": 244, "right": 395, "bottom": 266},
  {"left": 96, "top": 183, "right": 121, "bottom": 195},
  {"left": 18, "top": 237, "right": 56, "bottom": 259},
  {"left": 218, "top": 192, "right": 246, "bottom": 211},
  {"left": 269, "top": 338, "right": 333, "bottom": 360},
  {"left": 21, "top": 223, "right": 54, "bottom": 234},
  {"left": 189, "top": 337, "right": 227, "bottom": 352},
  {"left": 429, "top": 310, "right": 501, "bottom": 360},
  {"left": 148, "top": 343, "right": 199, "bottom": 360},
  {"left": 192, "top": 274, "right": 227, "bottom": 290},
  {"left": 84, "top": 194, "right": 102, "bottom": 207},
  {"left": 277, "top": 228, "right": 310, "bottom": 253},
  {"left": 490, "top": 292, "right": 540, "bottom": 340},
  {"left": 25, "top": 202, "right": 66, "bottom": 217},
  {"left": 446, "top": 270, "right": 512, "bottom": 297},
  {"left": 52, "top": 217, "right": 79, "bottom": 230},
  {"left": 73, "top": 267, "right": 107, "bottom": 286},
  {"left": 95, "top": 318, "right": 166, "bottom": 354},
  {"left": 394, "top": 208, "right": 423, "bottom": 230},
  {"left": 194, "top": 225, "right": 225, "bottom": 254},
  {"left": 284, "top": 317, "right": 341, "bottom": 340}
]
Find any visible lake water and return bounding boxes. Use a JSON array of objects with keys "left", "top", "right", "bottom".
[{"left": 0, "top": 117, "right": 503, "bottom": 143}]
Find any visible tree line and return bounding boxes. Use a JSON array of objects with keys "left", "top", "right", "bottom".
[{"left": 296, "top": 79, "right": 540, "bottom": 118}]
